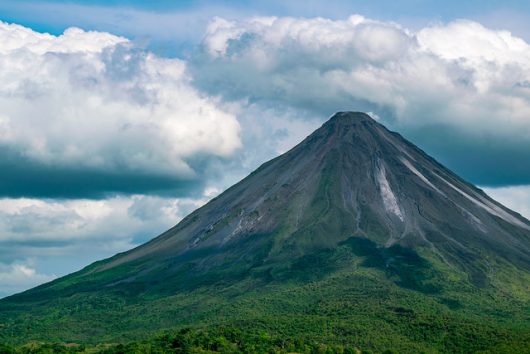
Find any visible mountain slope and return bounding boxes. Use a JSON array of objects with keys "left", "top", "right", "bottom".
[
  {"left": 1, "top": 112, "right": 529, "bottom": 352},
  {"left": 45, "top": 111, "right": 530, "bottom": 288}
]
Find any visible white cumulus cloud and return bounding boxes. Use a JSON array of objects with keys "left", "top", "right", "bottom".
[
  {"left": 0, "top": 193, "right": 212, "bottom": 297},
  {"left": 0, "top": 194, "right": 208, "bottom": 244},
  {"left": 0, "top": 259, "right": 56, "bottom": 298},
  {"left": 0, "top": 21, "right": 241, "bottom": 177},
  {"left": 195, "top": 15, "right": 530, "bottom": 139}
]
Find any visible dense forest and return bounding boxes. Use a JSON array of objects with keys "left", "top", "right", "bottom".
[{"left": 2, "top": 326, "right": 529, "bottom": 353}]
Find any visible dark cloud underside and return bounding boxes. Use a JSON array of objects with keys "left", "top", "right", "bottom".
[
  {"left": 0, "top": 149, "right": 203, "bottom": 198},
  {"left": 405, "top": 126, "right": 530, "bottom": 186}
]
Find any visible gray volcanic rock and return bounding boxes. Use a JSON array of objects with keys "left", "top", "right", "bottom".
[{"left": 78, "top": 111, "right": 530, "bottom": 289}]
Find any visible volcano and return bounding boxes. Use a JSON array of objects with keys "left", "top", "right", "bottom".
[{"left": 2, "top": 112, "right": 529, "bottom": 352}]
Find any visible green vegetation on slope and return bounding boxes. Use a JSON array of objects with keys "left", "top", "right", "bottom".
[{"left": 1, "top": 238, "right": 529, "bottom": 353}]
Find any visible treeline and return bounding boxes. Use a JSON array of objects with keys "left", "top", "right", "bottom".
[
  {"left": 0, "top": 328, "right": 399, "bottom": 354},
  {"left": 2, "top": 326, "right": 528, "bottom": 353}
]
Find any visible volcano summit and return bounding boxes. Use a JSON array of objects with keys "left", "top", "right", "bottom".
[{"left": 1, "top": 112, "right": 529, "bottom": 352}]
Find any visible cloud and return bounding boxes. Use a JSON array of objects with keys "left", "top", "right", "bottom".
[
  {"left": 0, "top": 1, "right": 257, "bottom": 57},
  {"left": 0, "top": 192, "right": 212, "bottom": 297},
  {"left": 0, "top": 259, "right": 56, "bottom": 298},
  {"left": 192, "top": 15, "right": 530, "bottom": 185},
  {"left": 482, "top": 185, "right": 530, "bottom": 220},
  {"left": 196, "top": 15, "right": 530, "bottom": 131},
  {"left": 0, "top": 194, "right": 208, "bottom": 246},
  {"left": 0, "top": 21, "right": 241, "bottom": 198}
]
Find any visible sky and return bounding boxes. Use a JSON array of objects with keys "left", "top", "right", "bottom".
[{"left": 1, "top": 0, "right": 530, "bottom": 298}]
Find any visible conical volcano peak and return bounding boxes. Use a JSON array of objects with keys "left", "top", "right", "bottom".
[
  {"left": 326, "top": 111, "right": 377, "bottom": 126},
  {"left": 312, "top": 111, "right": 391, "bottom": 154},
  {"left": 322, "top": 111, "right": 382, "bottom": 138}
]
